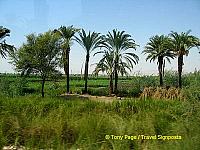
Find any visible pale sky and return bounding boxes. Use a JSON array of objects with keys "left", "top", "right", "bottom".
[{"left": 0, "top": 0, "right": 200, "bottom": 75}]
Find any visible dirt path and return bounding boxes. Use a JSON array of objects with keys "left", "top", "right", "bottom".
[{"left": 60, "top": 93, "right": 124, "bottom": 103}]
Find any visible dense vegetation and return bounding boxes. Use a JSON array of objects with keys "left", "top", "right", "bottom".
[
  {"left": 0, "top": 71, "right": 200, "bottom": 149},
  {"left": 0, "top": 72, "right": 200, "bottom": 149},
  {"left": 0, "top": 26, "right": 200, "bottom": 149}
]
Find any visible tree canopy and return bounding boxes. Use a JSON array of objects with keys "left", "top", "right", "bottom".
[
  {"left": 143, "top": 35, "right": 175, "bottom": 86},
  {"left": 0, "top": 26, "right": 15, "bottom": 59},
  {"left": 74, "top": 29, "right": 102, "bottom": 93},
  {"left": 169, "top": 30, "right": 200, "bottom": 88},
  {"left": 100, "top": 29, "right": 139, "bottom": 93},
  {"left": 11, "top": 31, "right": 62, "bottom": 97},
  {"left": 54, "top": 25, "right": 79, "bottom": 93}
]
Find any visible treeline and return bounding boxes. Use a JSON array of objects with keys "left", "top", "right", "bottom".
[{"left": 0, "top": 26, "right": 200, "bottom": 97}]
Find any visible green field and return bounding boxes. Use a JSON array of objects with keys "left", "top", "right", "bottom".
[{"left": 0, "top": 71, "right": 200, "bottom": 149}]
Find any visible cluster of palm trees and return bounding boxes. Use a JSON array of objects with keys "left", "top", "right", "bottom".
[
  {"left": 53, "top": 27, "right": 139, "bottom": 95},
  {"left": 93, "top": 30, "right": 139, "bottom": 95},
  {"left": 143, "top": 30, "right": 200, "bottom": 88},
  {"left": 54, "top": 26, "right": 199, "bottom": 95},
  {"left": 1, "top": 26, "right": 200, "bottom": 96}
]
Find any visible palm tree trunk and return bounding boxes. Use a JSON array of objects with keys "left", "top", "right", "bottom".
[
  {"left": 178, "top": 55, "right": 183, "bottom": 88},
  {"left": 63, "top": 49, "right": 67, "bottom": 74},
  {"left": 114, "top": 70, "right": 118, "bottom": 94},
  {"left": 158, "top": 56, "right": 163, "bottom": 86},
  {"left": 163, "top": 59, "right": 165, "bottom": 77},
  {"left": 66, "top": 47, "right": 70, "bottom": 93},
  {"left": 41, "top": 76, "right": 45, "bottom": 98},
  {"left": 84, "top": 53, "right": 89, "bottom": 93},
  {"left": 114, "top": 60, "right": 118, "bottom": 94},
  {"left": 109, "top": 74, "right": 113, "bottom": 95}
]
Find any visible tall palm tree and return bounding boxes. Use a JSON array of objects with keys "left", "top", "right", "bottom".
[
  {"left": 93, "top": 50, "right": 131, "bottom": 95},
  {"left": 143, "top": 35, "right": 175, "bottom": 86},
  {"left": 93, "top": 50, "right": 114, "bottom": 95},
  {"left": 54, "top": 25, "right": 79, "bottom": 93},
  {"left": 101, "top": 29, "right": 139, "bottom": 94},
  {"left": 169, "top": 30, "right": 200, "bottom": 88},
  {"left": 0, "top": 26, "right": 15, "bottom": 58},
  {"left": 74, "top": 29, "right": 102, "bottom": 93}
]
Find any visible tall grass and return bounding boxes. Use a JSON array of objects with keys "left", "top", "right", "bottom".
[
  {"left": 0, "top": 96, "right": 200, "bottom": 149},
  {"left": 0, "top": 71, "right": 199, "bottom": 149}
]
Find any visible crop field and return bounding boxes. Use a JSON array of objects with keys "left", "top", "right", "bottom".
[{"left": 0, "top": 71, "right": 200, "bottom": 149}]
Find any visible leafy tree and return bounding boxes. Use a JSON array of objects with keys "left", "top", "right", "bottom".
[
  {"left": 54, "top": 25, "right": 79, "bottom": 93},
  {"left": 143, "top": 35, "right": 175, "bottom": 86},
  {"left": 101, "top": 29, "right": 139, "bottom": 93},
  {"left": 169, "top": 30, "right": 200, "bottom": 88},
  {"left": 11, "top": 31, "right": 62, "bottom": 97},
  {"left": 0, "top": 26, "right": 15, "bottom": 59},
  {"left": 74, "top": 29, "right": 102, "bottom": 93}
]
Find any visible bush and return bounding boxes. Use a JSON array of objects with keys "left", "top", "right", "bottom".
[
  {"left": 11, "top": 77, "right": 28, "bottom": 96},
  {"left": 88, "top": 87, "right": 109, "bottom": 96},
  {"left": 117, "top": 86, "right": 142, "bottom": 97},
  {"left": 182, "top": 85, "right": 200, "bottom": 101},
  {"left": 164, "top": 70, "right": 179, "bottom": 87},
  {"left": 0, "top": 77, "right": 11, "bottom": 96},
  {"left": 0, "top": 77, "right": 28, "bottom": 97},
  {"left": 47, "top": 82, "right": 62, "bottom": 96}
]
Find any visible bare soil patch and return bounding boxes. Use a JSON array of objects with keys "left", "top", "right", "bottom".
[{"left": 60, "top": 93, "right": 123, "bottom": 103}]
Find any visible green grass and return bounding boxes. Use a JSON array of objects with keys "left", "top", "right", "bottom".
[
  {"left": 4, "top": 71, "right": 199, "bottom": 99},
  {"left": 0, "top": 71, "right": 200, "bottom": 149},
  {"left": 0, "top": 96, "right": 200, "bottom": 149}
]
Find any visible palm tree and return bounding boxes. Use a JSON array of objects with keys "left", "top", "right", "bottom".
[
  {"left": 101, "top": 29, "right": 139, "bottom": 94},
  {"left": 74, "top": 29, "right": 102, "bottom": 93},
  {"left": 93, "top": 50, "right": 131, "bottom": 95},
  {"left": 0, "top": 26, "right": 15, "bottom": 58},
  {"left": 93, "top": 50, "right": 114, "bottom": 95},
  {"left": 169, "top": 30, "right": 200, "bottom": 88},
  {"left": 143, "top": 35, "right": 175, "bottom": 86},
  {"left": 54, "top": 25, "right": 79, "bottom": 93}
]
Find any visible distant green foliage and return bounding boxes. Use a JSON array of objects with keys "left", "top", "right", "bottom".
[
  {"left": 88, "top": 87, "right": 109, "bottom": 96},
  {"left": 0, "top": 76, "right": 28, "bottom": 97},
  {"left": 164, "top": 70, "right": 179, "bottom": 87},
  {"left": 1, "top": 71, "right": 199, "bottom": 99},
  {"left": 181, "top": 71, "right": 200, "bottom": 101}
]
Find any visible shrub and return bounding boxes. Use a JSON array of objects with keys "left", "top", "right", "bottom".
[
  {"left": 47, "top": 82, "right": 61, "bottom": 96},
  {"left": 0, "top": 77, "right": 28, "bottom": 97},
  {"left": 182, "top": 85, "right": 200, "bottom": 101},
  {"left": 88, "top": 87, "right": 109, "bottom": 96},
  {"left": 0, "top": 77, "right": 11, "bottom": 96},
  {"left": 11, "top": 77, "right": 28, "bottom": 96},
  {"left": 164, "top": 70, "right": 179, "bottom": 87}
]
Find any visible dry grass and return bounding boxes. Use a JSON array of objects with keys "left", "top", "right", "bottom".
[{"left": 140, "top": 87, "right": 186, "bottom": 100}]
